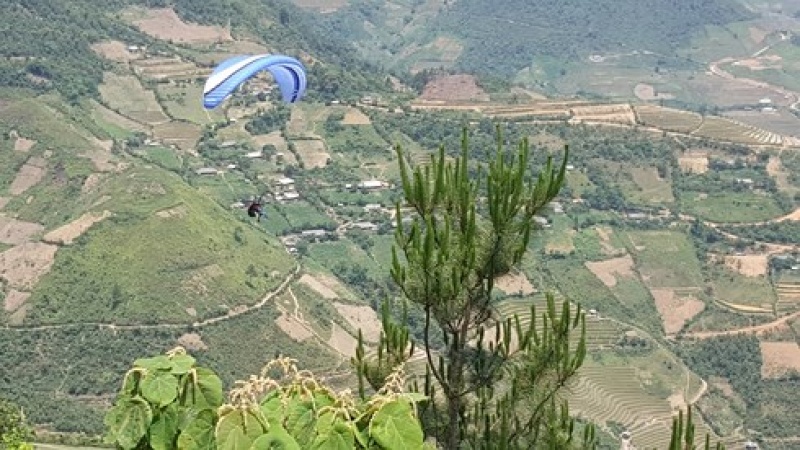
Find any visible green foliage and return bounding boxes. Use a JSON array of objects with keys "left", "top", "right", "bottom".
[
  {"left": 0, "top": 397, "right": 34, "bottom": 450},
  {"left": 354, "top": 127, "right": 597, "bottom": 449},
  {"left": 105, "top": 349, "right": 431, "bottom": 450}
]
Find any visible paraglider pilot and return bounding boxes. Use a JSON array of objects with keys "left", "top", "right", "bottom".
[{"left": 247, "top": 201, "right": 266, "bottom": 222}]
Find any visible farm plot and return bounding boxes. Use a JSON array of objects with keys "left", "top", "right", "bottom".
[
  {"left": 98, "top": 72, "right": 170, "bottom": 125},
  {"left": 679, "top": 191, "right": 785, "bottom": 224},
  {"left": 678, "top": 152, "right": 709, "bottom": 174},
  {"left": 133, "top": 57, "right": 211, "bottom": 82},
  {"left": 152, "top": 121, "right": 202, "bottom": 152},
  {"left": 692, "top": 116, "right": 784, "bottom": 146},
  {"left": 760, "top": 341, "right": 800, "bottom": 379},
  {"left": 156, "top": 83, "right": 225, "bottom": 125},
  {"left": 634, "top": 105, "right": 702, "bottom": 133},
  {"left": 775, "top": 272, "right": 800, "bottom": 315},
  {"left": 90, "top": 100, "right": 147, "bottom": 138},
  {"left": 651, "top": 288, "right": 705, "bottom": 335},
  {"left": 293, "top": 139, "right": 330, "bottom": 169},
  {"left": 711, "top": 263, "right": 777, "bottom": 312},
  {"left": 91, "top": 40, "right": 142, "bottom": 63},
  {"left": 626, "top": 231, "right": 704, "bottom": 289},
  {"left": 628, "top": 167, "right": 674, "bottom": 204},
  {"left": 494, "top": 295, "right": 625, "bottom": 350},
  {"left": 127, "top": 7, "right": 232, "bottom": 44}
]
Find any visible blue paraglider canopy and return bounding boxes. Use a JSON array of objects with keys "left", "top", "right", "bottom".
[{"left": 202, "top": 54, "right": 307, "bottom": 109}]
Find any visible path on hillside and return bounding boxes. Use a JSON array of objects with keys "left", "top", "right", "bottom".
[
  {"left": 4, "top": 262, "right": 302, "bottom": 332},
  {"left": 678, "top": 309, "right": 800, "bottom": 340}
]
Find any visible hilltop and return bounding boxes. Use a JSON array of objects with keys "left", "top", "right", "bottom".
[{"left": 0, "top": 1, "right": 799, "bottom": 449}]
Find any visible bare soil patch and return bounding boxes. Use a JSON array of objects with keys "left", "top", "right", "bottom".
[
  {"left": 131, "top": 8, "right": 232, "bottom": 44},
  {"left": 766, "top": 156, "right": 793, "bottom": 193},
  {"left": 43, "top": 211, "right": 112, "bottom": 245},
  {"left": 0, "top": 242, "right": 58, "bottom": 290},
  {"left": 733, "top": 55, "right": 782, "bottom": 71},
  {"left": 333, "top": 302, "right": 381, "bottom": 342},
  {"left": 776, "top": 207, "right": 800, "bottom": 222},
  {"left": 760, "top": 341, "right": 800, "bottom": 378},
  {"left": 83, "top": 138, "right": 116, "bottom": 172},
  {"left": 651, "top": 288, "right": 706, "bottom": 335},
  {"left": 678, "top": 155, "right": 709, "bottom": 174},
  {"left": 181, "top": 264, "right": 224, "bottom": 296},
  {"left": 585, "top": 255, "right": 636, "bottom": 288},
  {"left": 156, "top": 205, "right": 188, "bottom": 219},
  {"left": 299, "top": 274, "right": 338, "bottom": 299},
  {"left": 749, "top": 26, "right": 768, "bottom": 44},
  {"left": 275, "top": 312, "right": 315, "bottom": 342},
  {"left": 495, "top": 271, "right": 536, "bottom": 296},
  {"left": 595, "top": 226, "right": 625, "bottom": 256},
  {"left": 9, "top": 157, "right": 47, "bottom": 196},
  {"left": 3, "top": 289, "right": 30, "bottom": 313},
  {"left": 152, "top": 121, "right": 202, "bottom": 152},
  {"left": 91, "top": 41, "right": 141, "bottom": 62},
  {"left": 294, "top": 139, "right": 330, "bottom": 169},
  {"left": 0, "top": 217, "right": 44, "bottom": 245},
  {"left": 177, "top": 332, "right": 208, "bottom": 351},
  {"left": 724, "top": 254, "right": 769, "bottom": 277},
  {"left": 0, "top": 198, "right": 8, "bottom": 210},
  {"left": 419, "top": 74, "right": 490, "bottom": 102},
  {"left": 328, "top": 322, "right": 357, "bottom": 358},
  {"left": 81, "top": 173, "right": 106, "bottom": 195},
  {"left": 341, "top": 108, "right": 372, "bottom": 125},
  {"left": 634, "top": 83, "right": 675, "bottom": 101},
  {"left": 14, "top": 137, "right": 36, "bottom": 153}
]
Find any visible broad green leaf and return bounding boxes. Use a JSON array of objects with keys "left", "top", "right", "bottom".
[
  {"left": 120, "top": 371, "right": 141, "bottom": 396},
  {"left": 176, "top": 409, "right": 215, "bottom": 450},
  {"left": 250, "top": 424, "right": 302, "bottom": 450},
  {"left": 141, "top": 371, "right": 179, "bottom": 407},
  {"left": 134, "top": 355, "right": 172, "bottom": 371},
  {"left": 170, "top": 354, "right": 196, "bottom": 375},
  {"left": 219, "top": 426, "right": 252, "bottom": 450},
  {"left": 104, "top": 396, "right": 153, "bottom": 450},
  {"left": 149, "top": 405, "right": 178, "bottom": 450},
  {"left": 259, "top": 394, "right": 283, "bottom": 426},
  {"left": 193, "top": 367, "right": 224, "bottom": 408},
  {"left": 310, "top": 424, "right": 353, "bottom": 450},
  {"left": 312, "top": 391, "right": 335, "bottom": 410},
  {"left": 369, "top": 401, "right": 424, "bottom": 450},
  {"left": 217, "top": 408, "right": 266, "bottom": 447},
  {"left": 284, "top": 401, "right": 315, "bottom": 447}
]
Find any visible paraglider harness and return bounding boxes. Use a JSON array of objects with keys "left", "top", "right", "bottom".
[{"left": 247, "top": 198, "right": 266, "bottom": 222}]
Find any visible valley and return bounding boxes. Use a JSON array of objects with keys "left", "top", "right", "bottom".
[{"left": 0, "top": 1, "right": 799, "bottom": 449}]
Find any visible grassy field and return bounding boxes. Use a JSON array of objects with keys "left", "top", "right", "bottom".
[
  {"left": 155, "top": 83, "right": 226, "bottom": 125},
  {"left": 634, "top": 105, "right": 703, "bottom": 133},
  {"left": 97, "top": 72, "right": 169, "bottom": 125},
  {"left": 625, "top": 231, "right": 704, "bottom": 289},
  {"left": 679, "top": 191, "right": 786, "bottom": 223},
  {"left": 711, "top": 266, "right": 777, "bottom": 311}
]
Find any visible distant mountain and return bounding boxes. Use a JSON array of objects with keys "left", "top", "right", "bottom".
[{"left": 311, "top": 0, "right": 754, "bottom": 77}]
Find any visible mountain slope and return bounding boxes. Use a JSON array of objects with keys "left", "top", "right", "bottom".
[{"left": 312, "top": 0, "right": 754, "bottom": 77}]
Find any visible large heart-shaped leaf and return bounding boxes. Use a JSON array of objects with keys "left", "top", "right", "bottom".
[
  {"left": 104, "top": 396, "right": 153, "bottom": 450},
  {"left": 250, "top": 424, "right": 302, "bottom": 450},
  {"left": 170, "top": 354, "right": 196, "bottom": 375},
  {"left": 192, "top": 367, "right": 224, "bottom": 408},
  {"left": 141, "top": 371, "right": 179, "bottom": 407},
  {"left": 176, "top": 409, "right": 216, "bottom": 450},
  {"left": 149, "top": 404, "right": 179, "bottom": 450},
  {"left": 310, "top": 423, "right": 354, "bottom": 450},
  {"left": 369, "top": 401, "right": 424, "bottom": 450}
]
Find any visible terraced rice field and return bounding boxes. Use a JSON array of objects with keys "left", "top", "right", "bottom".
[
  {"left": 494, "top": 296, "right": 625, "bottom": 349},
  {"left": 693, "top": 116, "right": 786, "bottom": 146},
  {"left": 563, "top": 366, "right": 719, "bottom": 449},
  {"left": 634, "top": 105, "right": 703, "bottom": 133},
  {"left": 132, "top": 57, "right": 211, "bottom": 81},
  {"left": 775, "top": 279, "right": 800, "bottom": 315}
]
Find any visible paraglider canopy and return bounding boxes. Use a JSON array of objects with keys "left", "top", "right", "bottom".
[{"left": 203, "top": 54, "right": 307, "bottom": 110}]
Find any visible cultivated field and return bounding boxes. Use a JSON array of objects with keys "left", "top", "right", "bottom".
[
  {"left": 293, "top": 139, "right": 330, "bottom": 169},
  {"left": 98, "top": 73, "right": 170, "bottom": 125},
  {"left": 775, "top": 274, "right": 800, "bottom": 315},
  {"left": 651, "top": 288, "right": 705, "bottom": 335},
  {"left": 419, "top": 74, "right": 490, "bottom": 102},
  {"left": 634, "top": 105, "right": 703, "bottom": 133},
  {"left": 127, "top": 8, "right": 232, "bottom": 44},
  {"left": 760, "top": 341, "right": 800, "bottom": 378},
  {"left": 693, "top": 116, "right": 785, "bottom": 146}
]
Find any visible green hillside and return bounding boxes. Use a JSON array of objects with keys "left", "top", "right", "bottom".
[{"left": 1, "top": 0, "right": 799, "bottom": 448}]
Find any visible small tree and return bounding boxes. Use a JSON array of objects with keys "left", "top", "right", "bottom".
[
  {"left": 354, "top": 126, "right": 593, "bottom": 449},
  {"left": 0, "top": 397, "right": 33, "bottom": 450}
]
